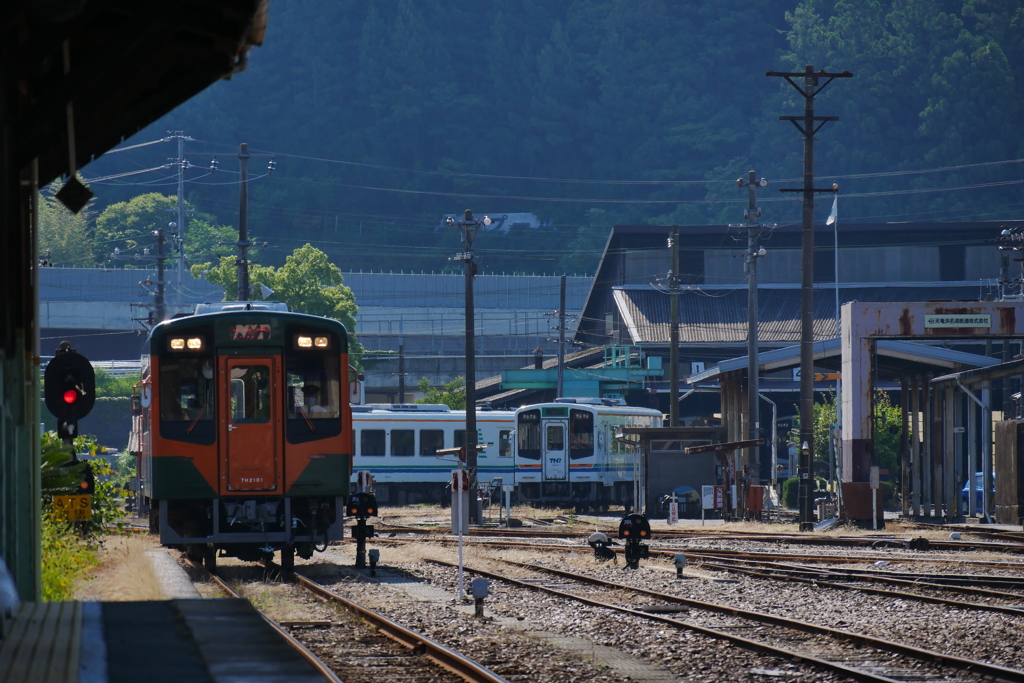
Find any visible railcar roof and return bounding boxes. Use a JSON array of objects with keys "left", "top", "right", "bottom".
[{"left": 151, "top": 308, "right": 349, "bottom": 337}]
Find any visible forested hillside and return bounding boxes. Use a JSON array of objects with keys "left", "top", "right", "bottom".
[{"left": 80, "top": 0, "right": 1024, "bottom": 276}]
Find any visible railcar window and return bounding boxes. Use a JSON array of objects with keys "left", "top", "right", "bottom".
[
  {"left": 454, "top": 430, "right": 466, "bottom": 449},
  {"left": 569, "top": 409, "right": 595, "bottom": 459},
  {"left": 420, "top": 429, "right": 444, "bottom": 456},
  {"left": 360, "top": 429, "right": 385, "bottom": 456},
  {"left": 159, "top": 356, "right": 216, "bottom": 444},
  {"left": 229, "top": 365, "right": 271, "bottom": 423},
  {"left": 546, "top": 425, "right": 565, "bottom": 451},
  {"left": 391, "top": 429, "right": 414, "bottom": 456},
  {"left": 499, "top": 430, "right": 512, "bottom": 457},
  {"left": 517, "top": 410, "right": 541, "bottom": 461}
]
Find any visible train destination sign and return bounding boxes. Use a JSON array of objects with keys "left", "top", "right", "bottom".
[
  {"left": 229, "top": 323, "right": 272, "bottom": 340},
  {"left": 924, "top": 314, "right": 991, "bottom": 329}
]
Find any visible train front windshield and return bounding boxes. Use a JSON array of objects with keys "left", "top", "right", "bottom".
[
  {"left": 285, "top": 327, "right": 343, "bottom": 443},
  {"left": 159, "top": 327, "right": 216, "bottom": 443},
  {"left": 517, "top": 409, "right": 541, "bottom": 460}
]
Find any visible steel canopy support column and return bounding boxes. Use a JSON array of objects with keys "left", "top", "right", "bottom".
[
  {"left": 943, "top": 388, "right": 956, "bottom": 518},
  {"left": 912, "top": 377, "right": 923, "bottom": 517},
  {"left": 900, "top": 378, "right": 910, "bottom": 518},
  {"left": 840, "top": 303, "right": 874, "bottom": 483}
]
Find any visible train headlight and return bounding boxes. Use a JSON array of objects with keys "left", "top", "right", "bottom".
[
  {"left": 169, "top": 338, "right": 185, "bottom": 350},
  {"left": 186, "top": 337, "right": 203, "bottom": 350},
  {"left": 314, "top": 336, "right": 329, "bottom": 348},
  {"left": 297, "top": 336, "right": 313, "bottom": 348}
]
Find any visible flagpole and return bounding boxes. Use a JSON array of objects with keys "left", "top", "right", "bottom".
[{"left": 830, "top": 189, "right": 842, "bottom": 514}]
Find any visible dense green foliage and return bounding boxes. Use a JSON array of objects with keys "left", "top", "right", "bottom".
[
  {"left": 802, "top": 389, "right": 902, "bottom": 484},
  {"left": 78, "top": 1, "right": 1024, "bottom": 276},
  {"left": 416, "top": 376, "right": 466, "bottom": 410},
  {"left": 40, "top": 511, "right": 97, "bottom": 601},
  {"left": 38, "top": 179, "right": 96, "bottom": 267},
  {"left": 94, "top": 369, "right": 140, "bottom": 399},
  {"left": 40, "top": 432, "right": 124, "bottom": 601},
  {"left": 192, "top": 243, "right": 364, "bottom": 361}
]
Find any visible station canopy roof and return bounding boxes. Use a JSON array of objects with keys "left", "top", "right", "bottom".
[
  {"left": 614, "top": 284, "right": 989, "bottom": 346},
  {"left": 688, "top": 337, "right": 1001, "bottom": 385}
]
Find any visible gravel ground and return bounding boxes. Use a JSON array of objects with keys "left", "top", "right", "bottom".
[
  {"left": 307, "top": 543, "right": 860, "bottom": 683},
  {"left": 93, "top": 510, "right": 1024, "bottom": 683},
  {"left": 300, "top": 519, "right": 1024, "bottom": 682}
]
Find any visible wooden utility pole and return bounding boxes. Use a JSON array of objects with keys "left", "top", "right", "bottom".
[
  {"left": 450, "top": 209, "right": 491, "bottom": 524},
  {"left": 768, "top": 65, "right": 851, "bottom": 531},
  {"left": 237, "top": 142, "right": 250, "bottom": 300}
]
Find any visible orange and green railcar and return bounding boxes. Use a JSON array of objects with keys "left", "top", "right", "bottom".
[{"left": 137, "top": 305, "right": 353, "bottom": 569}]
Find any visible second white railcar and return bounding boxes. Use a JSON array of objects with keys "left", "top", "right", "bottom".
[{"left": 514, "top": 398, "right": 663, "bottom": 510}]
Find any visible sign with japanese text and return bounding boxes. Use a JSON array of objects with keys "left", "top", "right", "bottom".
[{"left": 924, "top": 314, "right": 990, "bottom": 329}]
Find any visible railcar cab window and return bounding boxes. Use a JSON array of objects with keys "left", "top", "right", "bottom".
[
  {"left": 159, "top": 328, "right": 215, "bottom": 444},
  {"left": 517, "top": 409, "right": 541, "bottom": 460},
  {"left": 569, "top": 409, "right": 595, "bottom": 459},
  {"left": 285, "top": 327, "right": 342, "bottom": 444}
]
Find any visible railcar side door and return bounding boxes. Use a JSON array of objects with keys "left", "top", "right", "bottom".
[
  {"left": 541, "top": 418, "right": 568, "bottom": 481},
  {"left": 222, "top": 357, "right": 281, "bottom": 492}
]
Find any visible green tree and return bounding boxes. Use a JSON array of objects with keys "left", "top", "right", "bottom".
[
  {"left": 192, "top": 243, "right": 363, "bottom": 361},
  {"left": 38, "top": 179, "right": 96, "bottom": 267},
  {"left": 416, "top": 376, "right": 465, "bottom": 410},
  {"left": 93, "top": 192, "right": 177, "bottom": 265},
  {"left": 94, "top": 193, "right": 227, "bottom": 268},
  {"left": 185, "top": 218, "right": 236, "bottom": 267},
  {"left": 796, "top": 388, "right": 901, "bottom": 486}
]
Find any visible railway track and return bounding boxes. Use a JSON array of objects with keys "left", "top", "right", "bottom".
[
  {"left": 427, "top": 556, "right": 1024, "bottom": 683},
  {"left": 205, "top": 565, "right": 510, "bottom": 683},
  {"left": 377, "top": 521, "right": 1024, "bottom": 554},
  {"left": 205, "top": 571, "right": 343, "bottom": 683},
  {"left": 691, "top": 557, "right": 1024, "bottom": 616}
]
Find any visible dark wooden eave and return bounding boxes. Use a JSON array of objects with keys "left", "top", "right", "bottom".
[{"left": 5, "top": 0, "right": 269, "bottom": 186}]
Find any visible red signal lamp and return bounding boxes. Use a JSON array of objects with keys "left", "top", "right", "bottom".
[{"left": 63, "top": 389, "right": 78, "bottom": 404}]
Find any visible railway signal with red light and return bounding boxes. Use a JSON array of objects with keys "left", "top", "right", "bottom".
[{"left": 44, "top": 346, "right": 95, "bottom": 423}]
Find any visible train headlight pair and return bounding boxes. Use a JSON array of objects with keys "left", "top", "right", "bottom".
[
  {"left": 169, "top": 337, "right": 204, "bottom": 351},
  {"left": 296, "top": 335, "right": 329, "bottom": 349}
]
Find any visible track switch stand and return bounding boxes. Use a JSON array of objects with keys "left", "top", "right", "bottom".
[{"left": 587, "top": 531, "right": 618, "bottom": 563}]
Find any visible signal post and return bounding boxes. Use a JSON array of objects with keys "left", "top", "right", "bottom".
[{"left": 43, "top": 341, "right": 96, "bottom": 523}]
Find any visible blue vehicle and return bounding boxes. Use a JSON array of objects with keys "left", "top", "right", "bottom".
[{"left": 961, "top": 472, "right": 995, "bottom": 514}]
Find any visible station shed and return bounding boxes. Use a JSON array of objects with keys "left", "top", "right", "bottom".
[
  {"left": 688, "top": 336, "right": 999, "bottom": 524},
  {"left": 617, "top": 426, "right": 725, "bottom": 519},
  {"left": 932, "top": 358, "right": 1024, "bottom": 526}
]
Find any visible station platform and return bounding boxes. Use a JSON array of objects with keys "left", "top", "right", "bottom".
[{"left": 1, "top": 570, "right": 327, "bottom": 683}]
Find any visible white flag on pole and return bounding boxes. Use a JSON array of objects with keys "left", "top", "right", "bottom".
[{"left": 826, "top": 194, "right": 838, "bottom": 225}]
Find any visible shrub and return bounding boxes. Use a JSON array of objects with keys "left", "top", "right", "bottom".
[
  {"left": 40, "top": 510, "right": 97, "bottom": 601},
  {"left": 781, "top": 476, "right": 829, "bottom": 509}
]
